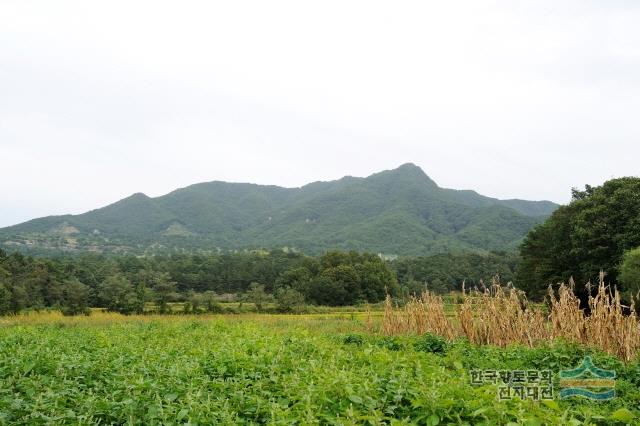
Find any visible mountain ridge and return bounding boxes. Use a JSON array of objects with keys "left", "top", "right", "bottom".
[{"left": 0, "top": 164, "right": 558, "bottom": 256}]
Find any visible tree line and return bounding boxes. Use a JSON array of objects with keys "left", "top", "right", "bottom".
[
  {"left": 390, "top": 251, "right": 518, "bottom": 297},
  {"left": 0, "top": 250, "right": 396, "bottom": 315},
  {"left": 0, "top": 248, "right": 521, "bottom": 315}
]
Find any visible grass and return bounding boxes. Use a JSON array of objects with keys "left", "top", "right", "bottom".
[{"left": 1, "top": 312, "right": 639, "bottom": 425}]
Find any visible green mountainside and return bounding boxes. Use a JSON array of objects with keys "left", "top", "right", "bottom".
[{"left": 0, "top": 164, "right": 558, "bottom": 256}]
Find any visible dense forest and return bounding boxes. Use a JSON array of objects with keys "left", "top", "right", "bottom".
[
  {"left": 518, "top": 178, "right": 640, "bottom": 300},
  {"left": 0, "top": 249, "right": 518, "bottom": 315},
  {"left": 391, "top": 251, "right": 519, "bottom": 296}
]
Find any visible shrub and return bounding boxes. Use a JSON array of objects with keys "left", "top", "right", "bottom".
[
  {"left": 376, "top": 337, "right": 403, "bottom": 351},
  {"left": 414, "top": 333, "right": 448, "bottom": 355},
  {"left": 275, "top": 287, "right": 305, "bottom": 313},
  {"left": 343, "top": 334, "right": 365, "bottom": 346}
]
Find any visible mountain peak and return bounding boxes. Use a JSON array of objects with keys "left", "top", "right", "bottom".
[
  {"left": 397, "top": 162, "right": 420, "bottom": 170},
  {"left": 129, "top": 192, "right": 150, "bottom": 199},
  {"left": 370, "top": 163, "right": 438, "bottom": 187}
]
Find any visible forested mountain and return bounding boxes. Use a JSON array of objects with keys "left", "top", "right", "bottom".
[{"left": 0, "top": 164, "right": 557, "bottom": 256}]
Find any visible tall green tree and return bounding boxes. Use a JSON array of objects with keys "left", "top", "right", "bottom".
[
  {"left": 517, "top": 178, "right": 640, "bottom": 299},
  {"left": 151, "top": 272, "right": 177, "bottom": 314},
  {"left": 0, "top": 268, "right": 10, "bottom": 315},
  {"left": 619, "top": 247, "right": 640, "bottom": 299},
  {"left": 98, "top": 274, "right": 135, "bottom": 314},
  {"left": 274, "top": 266, "right": 313, "bottom": 296},
  {"left": 308, "top": 276, "right": 348, "bottom": 306},
  {"left": 0, "top": 283, "right": 10, "bottom": 315},
  {"left": 132, "top": 282, "right": 148, "bottom": 314},
  {"left": 319, "top": 265, "right": 361, "bottom": 306},
  {"left": 10, "top": 283, "right": 29, "bottom": 314},
  {"left": 61, "top": 279, "right": 90, "bottom": 316},
  {"left": 356, "top": 259, "right": 397, "bottom": 302}
]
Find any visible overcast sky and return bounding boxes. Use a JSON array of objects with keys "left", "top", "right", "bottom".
[{"left": 1, "top": 1, "right": 639, "bottom": 227}]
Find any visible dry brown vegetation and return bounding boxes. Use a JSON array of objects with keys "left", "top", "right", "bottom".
[
  {"left": 382, "top": 273, "right": 640, "bottom": 361},
  {"left": 382, "top": 291, "right": 455, "bottom": 339}
]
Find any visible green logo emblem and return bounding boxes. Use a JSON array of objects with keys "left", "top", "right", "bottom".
[{"left": 559, "top": 356, "right": 616, "bottom": 400}]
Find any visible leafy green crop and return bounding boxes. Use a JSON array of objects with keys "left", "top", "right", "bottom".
[
  {"left": 0, "top": 317, "right": 638, "bottom": 425},
  {"left": 414, "top": 333, "right": 448, "bottom": 355}
]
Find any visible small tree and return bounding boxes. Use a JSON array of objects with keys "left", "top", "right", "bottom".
[
  {"left": 61, "top": 279, "right": 90, "bottom": 316},
  {"left": 98, "top": 274, "right": 135, "bottom": 313},
  {"left": 153, "top": 273, "right": 177, "bottom": 314},
  {"left": 44, "top": 279, "right": 65, "bottom": 308},
  {"left": 183, "top": 291, "right": 197, "bottom": 314},
  {"left": 0, "top": 268, "right": 10, "bottom": 315},
  {"left": 246, "top": 282, "right": 271, "bottom": 312},
  {"left": 10, "top": 283, "right": 29, "bottom": 314},
  {"left": 132, "top": 282, "right": 148, "bottom": 314},
  {"left": 275, "top": 286, "right": 305, "bottom": 313},
  {"left": 0, "top": 282, "right": 11, "bottom": 315},
  {"left": 188, "top": 291, "right": 206, "bottom": 314},
  {"left": 203, "top": 291, "right": 223, "bottom": 313},
  {"left": 619, "top": 247, "right": 640, "bottom": 298}
]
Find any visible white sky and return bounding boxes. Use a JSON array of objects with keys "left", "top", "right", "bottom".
[{"left": 1, "top": 1, "right": 639, "bottom": 227}]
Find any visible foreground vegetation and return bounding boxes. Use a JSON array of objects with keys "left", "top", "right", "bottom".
[{"left": 1, "top": 312, "right": 638, "bottom": 425}]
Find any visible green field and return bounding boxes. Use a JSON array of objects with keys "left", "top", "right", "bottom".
[{"left": 1, "top": 313, "right": 638, "bottom": 425}]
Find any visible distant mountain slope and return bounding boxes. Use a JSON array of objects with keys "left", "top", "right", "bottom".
[{"left": 0, "top": 163, "right": 558, "bottom": 255}]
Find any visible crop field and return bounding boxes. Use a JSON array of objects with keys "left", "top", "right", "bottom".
[
  {"left": 1, "top": 312, "right": 639, "bottom": 425},
  {"left": 383, "top": 278, "right": 640, "bottom": 362}
]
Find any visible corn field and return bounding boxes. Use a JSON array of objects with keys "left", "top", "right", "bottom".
[{"left": 382, "top": 273, "right": 640, "bottom": 361}]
